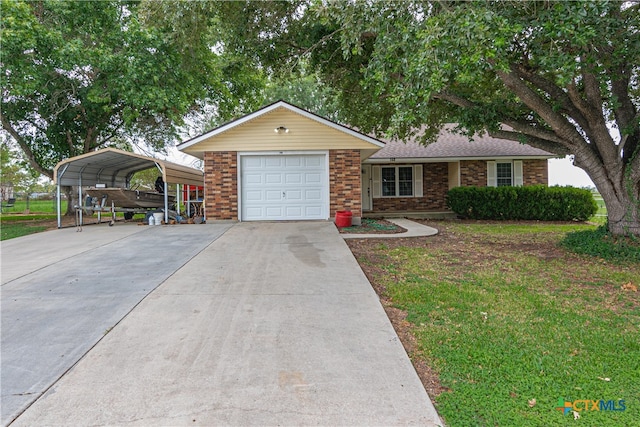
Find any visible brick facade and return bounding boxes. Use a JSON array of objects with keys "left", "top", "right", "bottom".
[
  {"left": 204, "top": 151, "right": 238, "bottom": 220},
  {"left": 203, "top": 150, "right": 362, "bottom": 220},
  {"left": 202, "top": 152, "right": 548, "bottom": 220},
  {"left": 460, "top": 160, "right": 488, "bottom": 187},
  {"left": 329, "top": 149, "right": 361, "bottom": 217},
  {"left": 372, "top": 163, "right": 449, "bottom": 212},
  {"left": 522, "top": 159, "right": 548, "bottom": 185}
]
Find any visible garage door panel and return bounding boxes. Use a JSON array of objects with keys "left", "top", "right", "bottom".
[
  {"left": 285, "top": 157, "right": 302, "bottom": 167},
  {"left": 243, "top": 157, "right": 263, "bottom": 168},
  {"left": 304, "top": 206, "right": 322, "bottom": 216},
  {"left": 265, "top": 190, "right": 283, "bottom": 201},
  {"left": 305, "top": 173, "right": 321, "bottom": 184},
  {"left": 285, "top": 173, "right": 302, "bottom": 184},
  {"left": 265, "top": 173, "right": 283, "bottom": 184},
  {"left": 265, "top": 157, "right": 283, "bottom": 168},
  {"left": 265, "top": 206, "right": 284, "bottom": 218},
  {"left": 286, "top": 190, "right": 302, "bottom": 200},
  {"left": 305, "top": 156, "right": 323, "bottom": 167},
  {"left": 244, "top": 207, "right": 264, "bottom": 219},
  {"left": 245, "top": 190, "right": 264, "bottom": 201},
  {"left": 245, "top": 173, "right": 263, "bottom": 184},
  {"left": 241, "top": 154, "right": 327, "bottom": 221},
  {"left": 304, "top": 189, "right": 322, "bottom": 200}
]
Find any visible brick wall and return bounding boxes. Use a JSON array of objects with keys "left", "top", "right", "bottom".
[
  {"left": 460, "top": 160, "right": 488, "bottom": 187},
  {"left": 459, "top": 159, "right": 549, "bottom": 187},
  {"left": 372, "top": 163, "right": 449, "bottom": 212},
  {"left": 329, "top": 150, "right": 361, "bottom": 217},
  {"left": 523, "top": 159, "right": 548, "bottom": 185},
  {"left": 204, "top": 151, "right": 238, "bottom": 220}
]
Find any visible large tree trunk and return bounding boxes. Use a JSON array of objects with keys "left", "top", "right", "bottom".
[
  {"left": 574, "top": 147, "right": 640, "bottom": 237},
  {"left": 64, "top": 186, "right": 75, "bottom": 216},
  {"left": 605, "top": 195, "right": 640, "bottom": 237}
]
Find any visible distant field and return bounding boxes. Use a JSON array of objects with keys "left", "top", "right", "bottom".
[{"left": 0, "top": 199, "right": 65, "bottom": 214}]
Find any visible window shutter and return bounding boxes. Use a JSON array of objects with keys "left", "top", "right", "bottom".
[
  {"left": 414, "top": 165, "right": 423, "bottom": 197},
  {"left": 513, "top": 160, "right": 523, "bottom": 186},
  {"left": 487, "top": 161, "right": 497, "bottom": 187},
  {"left": 372, "top": 165, "right": 381, "bottom": 198}
]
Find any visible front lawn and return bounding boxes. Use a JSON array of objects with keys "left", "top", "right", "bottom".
[{"left": 347, "top": 221, "right": 639, "bottom": 426}]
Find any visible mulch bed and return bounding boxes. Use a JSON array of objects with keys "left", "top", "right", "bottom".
[{"left": 337, "top": 218, "right": 407, "bottom": 234}]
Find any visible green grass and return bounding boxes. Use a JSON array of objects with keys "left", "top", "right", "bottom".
[
  {"left": 1, "top": 222, "right": 49, "bottom": 240},
  {"left": 356, "top": 222, "right": 639, "bottom": 426},
  {"left": 1, "top": 199, "right": 64, "bottom": 214},
  {"left": 0, "top": 200, "right": 68, "bottom": 240}
]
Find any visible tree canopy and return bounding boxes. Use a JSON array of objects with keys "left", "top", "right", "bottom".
[
  {"left": 221, "top": 0, "right": 640, "bottom": 236},
  {"left": 0, "top": 0, "right": 262, "bottom": 179}
]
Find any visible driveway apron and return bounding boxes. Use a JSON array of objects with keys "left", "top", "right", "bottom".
[
  {"left": 1, "top": 223, "right": 233, "bottom": 426},
  {"left": 7, "top": 222, "right": 442, "bottom": 426}
]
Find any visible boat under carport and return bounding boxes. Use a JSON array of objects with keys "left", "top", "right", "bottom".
[{"left": 53, "top": 148, "right": 204, "bottom": 228}]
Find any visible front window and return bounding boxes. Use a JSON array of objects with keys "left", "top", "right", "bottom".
[
  {"left": 382, "top": 166, "right": 413, "bottom": 196},
  {"left": 496, "top": 162, "right": 512, "bottom": 186}
]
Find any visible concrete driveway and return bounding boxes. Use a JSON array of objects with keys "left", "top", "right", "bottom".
[{"left": 2, "top": 221, "right": 442, "bottom": 426}]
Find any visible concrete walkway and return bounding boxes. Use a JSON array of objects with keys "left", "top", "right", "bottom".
[
  {"left": 342, "top": 218, "right": 439, "bottom": 239},
  {"left": 4, "top": 222, "right": 442, "bottom": 426}
]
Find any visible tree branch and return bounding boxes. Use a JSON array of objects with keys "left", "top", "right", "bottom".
[
  {"left": 511, "top": 64, "right": 590, "bottom": 131},
  {"left": 489, "top": 129, "right": 570, "bottom": 155},
  {"left": 495, "top": 66, "right": 586, "bottom": 150},
  {"left": 581, "top": 68, "right": 619, "bottom": 169},
  {"left": 432, "top": 91, "right": 476, "bottom": 108},
  {"left": 0, "top": 111, "right": 53, "bottom": 179},
  {"left": 501, "top": 119, "right": 567, "bottom": 145}
]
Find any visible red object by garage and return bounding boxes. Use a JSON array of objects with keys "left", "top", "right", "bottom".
[{"left": 335, "top": 210, "right": 353, "bottom": 227}]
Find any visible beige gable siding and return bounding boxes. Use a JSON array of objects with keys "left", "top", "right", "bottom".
[{"left": 182, "top": 108, "right": 379, "bottom": 153}]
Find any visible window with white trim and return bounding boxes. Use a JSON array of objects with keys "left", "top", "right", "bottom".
[
  {"left": 487, "top": 160, "right": 524, "bottom": 187},
  {"left": 496, "top": 162, "right": 512, "bottom": 186},
  {"left": 372, "top": 164, "right": 423, "bottom": 198},
  {"left": 382, "top": 166, "right": 413, "bottom": 197}
]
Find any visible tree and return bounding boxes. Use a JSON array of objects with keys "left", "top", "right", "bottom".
[
  {"left": 223, "top": 1, "right": 640, "bottom": 237},
  {"left": 1, "top": 0, "right": 263, "bottom": 213}
]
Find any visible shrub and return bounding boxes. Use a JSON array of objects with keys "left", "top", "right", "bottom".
[{"left": 447, "top": 185, "right": 598, "bottom": 221}]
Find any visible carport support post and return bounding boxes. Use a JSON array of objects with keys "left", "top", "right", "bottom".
[
  {"left": 56, "top": 164, "right": 69, "bottom": 228},
  {"left": 77, "top": 177, "right": 83, "bottom": 226},
  {"left": 56, "top": 182, "right": 61, "bottom": 228},
  {"left": 164, "top": 181, "right": 169, "bottom": 223}
]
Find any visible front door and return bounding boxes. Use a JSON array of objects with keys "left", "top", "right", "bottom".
[{"left": 361, "top": 164, "right": 372, "bottom": 211}]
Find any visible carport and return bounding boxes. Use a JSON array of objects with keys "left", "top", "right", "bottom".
[{"left": 53, "top": 148, "right": 204, "bottom": 228}]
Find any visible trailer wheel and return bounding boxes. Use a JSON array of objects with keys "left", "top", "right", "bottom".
[{"left": 124, "top": 212, "right": 134, "bottom": 220}]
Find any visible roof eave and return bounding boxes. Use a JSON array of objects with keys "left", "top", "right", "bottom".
[{"left": 364, "top": 155, "right": 556, "bottom": 163}]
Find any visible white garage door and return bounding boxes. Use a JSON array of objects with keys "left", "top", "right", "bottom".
[{"left": 241, "top": 154, "right": 327, "bottom": 221}]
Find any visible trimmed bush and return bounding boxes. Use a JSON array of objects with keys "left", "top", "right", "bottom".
[{"left": 447, "top": 185, "right": 598, "bottom": 221}]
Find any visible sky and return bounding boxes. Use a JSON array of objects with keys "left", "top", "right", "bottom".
[{"left": 547, "top": 156, "right": 595, "bottom": 188}]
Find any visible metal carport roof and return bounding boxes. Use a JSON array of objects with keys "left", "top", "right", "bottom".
[
  {"left": 53, "top": 148, "right": 204, "bottom": 188},
  {"left": 53, "top": 148, "right": 204, "bottom": 228}
]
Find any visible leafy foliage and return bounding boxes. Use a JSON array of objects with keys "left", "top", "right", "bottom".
[
  {"left": 1, "top": 0, "right": 263, "bottom": 178},
  {"left": 561, "top": 226, "right": 640, "bottom": 263},
  {"left": 447, "top": 185, "right": 598, "bottom": 221}
]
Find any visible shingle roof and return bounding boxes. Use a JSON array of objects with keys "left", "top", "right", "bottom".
[{"left": 370, "top": 126, "right": 555, "bottom": 160}]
